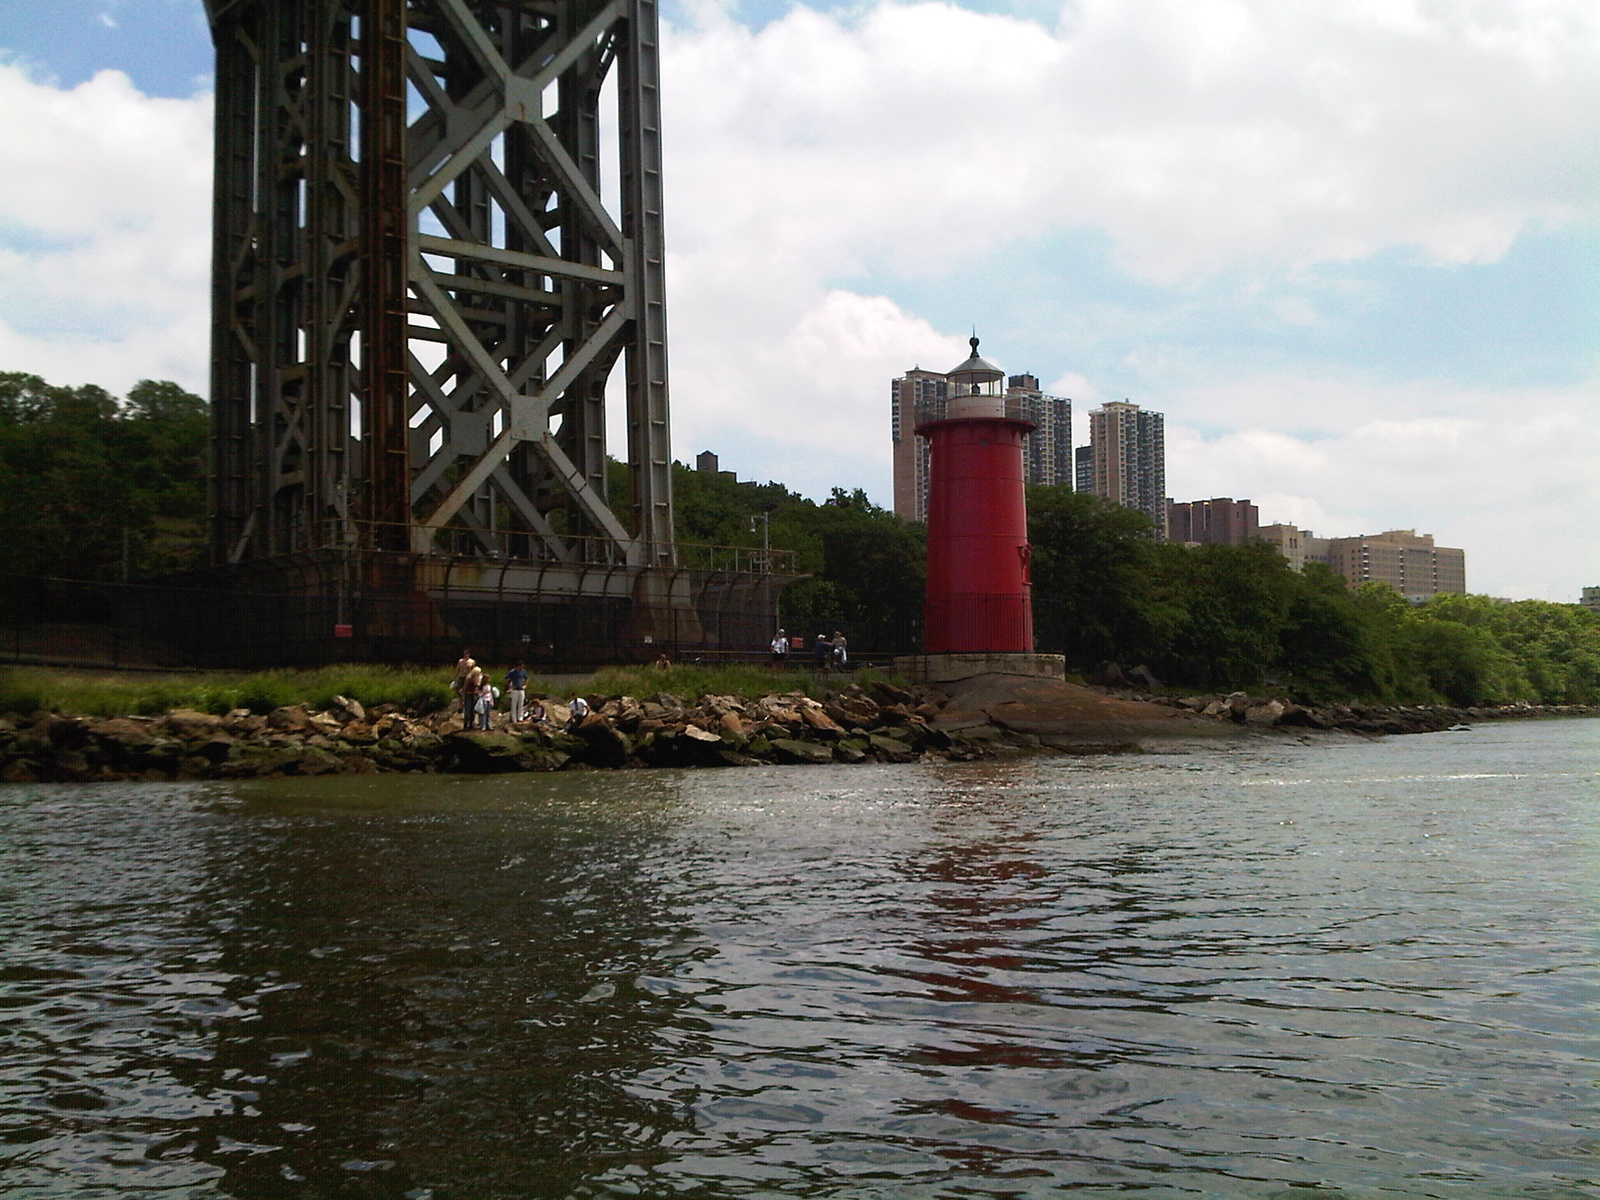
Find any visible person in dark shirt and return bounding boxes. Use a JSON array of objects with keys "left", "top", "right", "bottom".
[{"left": 504, "top": 661, "right": 529, "bottom": 723}]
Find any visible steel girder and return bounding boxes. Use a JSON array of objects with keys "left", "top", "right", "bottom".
[{"left": 206, "top": 0, "right": 675, "bottom": 567}]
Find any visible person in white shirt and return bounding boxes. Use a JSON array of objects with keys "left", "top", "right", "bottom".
[{"left": 566, "top": 695, "right": 591, "bottom": 732}]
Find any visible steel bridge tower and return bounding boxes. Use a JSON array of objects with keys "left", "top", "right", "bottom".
[{"left": 204, "top": 0, "right": 674, "bottom": 571}]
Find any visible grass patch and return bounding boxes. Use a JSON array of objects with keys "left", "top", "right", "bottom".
[
  {"left": 582, "top": 663, "right": 901, "bottom": 703},
  {"left": 0, "top": 661, "right": 904, "bottom": 718},
  {"left": 0, "top": 664, "right": 467, "bottom": 718}
]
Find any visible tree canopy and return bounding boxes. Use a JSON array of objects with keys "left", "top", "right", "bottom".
[
  {"left": 0, "top": 373, "right": 209, "bottom": 581},
  {"left": 5, "top": 369, "right": 1593, "bottom": 705},
  {"left": 1024, "top": 484, "right": 1600, "bottom": 706}
]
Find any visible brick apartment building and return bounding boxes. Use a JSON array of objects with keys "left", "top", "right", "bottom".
[
  {"left": 1260, "top": 525, "right": 1466, "bottom": 599},
  {"left": 1168, "top": 497, "right": 1259, "bottom": 546}
]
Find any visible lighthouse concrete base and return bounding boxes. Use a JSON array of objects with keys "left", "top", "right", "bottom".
[{"left": 893, "top": 652, "right": 1066, "bottom": 685}]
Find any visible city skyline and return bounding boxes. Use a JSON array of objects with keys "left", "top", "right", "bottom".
[
  {"left": 891, "top": 364, "right": 1071, "bottom": 523},
  {"left": 0, "top": 0, "right": 1594, "bottom": 600}
]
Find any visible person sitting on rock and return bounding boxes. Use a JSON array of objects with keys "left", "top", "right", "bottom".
[
  {"left": 565, "top": 694, "right": 591, "bottom": 732},
  {"left": 526, "top": 696, "right": 547, "bottom": 726}
]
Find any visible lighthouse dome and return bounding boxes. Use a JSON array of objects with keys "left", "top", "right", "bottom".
[{"left": 947, "top": 335, "right": 1004, "bottom": 387}]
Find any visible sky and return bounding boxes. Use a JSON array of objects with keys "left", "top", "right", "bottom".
[{"left": 0, "top": 0, "right": 1596, "bottom": 600}]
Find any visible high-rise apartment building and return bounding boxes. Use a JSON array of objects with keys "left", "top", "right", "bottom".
[
  {"left": 1581, "top": 586, "right": 1600, "bottom": 612},
  {"left": 891, "top": 366, "right": 1071, "bottom": 522},
  {"left": 890, "top": 369, "right": 949, "bottom": 522},
  {"left": 1083, "top": 401, "right": 1166, "bottom": 537},
  {"left": 1074, "top": 445, "right": 1093, "bottom": 494},
  {"left": 1006, "top": 374, "right": 1073, "bottom": 493},
  {"left": 1322, "top": 530, "right": 1466, "bottom": 599},
  {"left": 1168, "top": 497, "right": 1259, "bottom": 546}
]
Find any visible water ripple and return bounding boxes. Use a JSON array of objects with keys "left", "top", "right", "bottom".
[{"left": 0, "top": 724, "right": 1597, "bottom": 1197}]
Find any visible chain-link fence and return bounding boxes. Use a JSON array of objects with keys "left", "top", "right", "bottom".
[{"left": 0, "top": 557, "right": 800, "bottom": 672}]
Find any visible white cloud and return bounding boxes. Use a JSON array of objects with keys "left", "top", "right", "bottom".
[
  {"left": 657, "top": 0, "right": 1599, "bottom": 526},
  {"left": 0, "top": 64, "right": 212, "bottom": 395},
  {"left": 0, "top": 4, "right": 1594, "bottom": 599},
  {"left": 1165, "top": 377, "right": 1600, "bottom": 600},
  {"left": 663, "top": 0, "right": 1598, "bottom": 281}
]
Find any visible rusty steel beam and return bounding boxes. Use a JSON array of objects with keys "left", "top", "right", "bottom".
[{"left": 359, "top": 0, "right": 411, "bottom": 549}]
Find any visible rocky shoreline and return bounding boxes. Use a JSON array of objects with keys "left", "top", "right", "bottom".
[
  {"left": 0, "top": 678, "right": 1592, "bottom": 784},
  {"left": 1108, "top": 686, "right": 1599, "bottom": 736}
]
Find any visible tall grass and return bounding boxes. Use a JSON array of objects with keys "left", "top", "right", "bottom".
[
  {"left": 584, "top": 663, "right": 898, "bottom": 703},
  {"left": 0, "top": 661, "right": 900, "bottom": 718},
  {"left": 0, "top": 665, "right": 466, "bottom": 718}
]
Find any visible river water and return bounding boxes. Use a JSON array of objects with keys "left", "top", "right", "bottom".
[{"left": 2, "top": 720, "right": 1597, "bottom": 1199}]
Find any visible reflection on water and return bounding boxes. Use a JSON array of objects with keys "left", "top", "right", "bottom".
[{"left": 2, "top": 722, "right": 1598, "bottom": 1198}]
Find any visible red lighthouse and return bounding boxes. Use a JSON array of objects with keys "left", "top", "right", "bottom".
[{"left": 917, "top": 337, "right": 1036, "bottom": 653}]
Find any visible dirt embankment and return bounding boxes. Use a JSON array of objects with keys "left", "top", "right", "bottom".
[{"left": 0, "top": 677, "right": 1588, "bottom": 783}]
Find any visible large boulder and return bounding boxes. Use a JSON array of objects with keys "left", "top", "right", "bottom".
[
  {"left": 799, "top": 706, "right": 845, "bottom": 739},
  {"left": 823, "top": 695, "right": 878, "bottom": 729},
  {"left": 37, "top": 715, "right": 90, "bottom": 750},
  {"left": 1243, "top": 699, "right": 1286, "bottom": 726},
  {"left": 267, "top": 705, "right": 313, "bottom": 732},
  {"left": 327, "top": 695, "right": 366, "bottom": 724},
  {"left": 769, "top": 738, "right": 835, "bottom": 765},
  {"left": 195, "top": 734, "right": 237, "bottom": 764},
  {"left": 165, "top": 709, "right": 223, "bottom": 739},
  {"left": 445, "top": 732, "right": 546, "bottom": 773},
  {"left": 1276, "top": 704, "right": 1327, "bottom": 729},
  {"left": 867, "top": 680, "right": 915, "bottom": 707},
  {"left": 570, "top": 714, "right": 632, "bottom": 767},
  {"left": 717, "top": 711, "right": 748, "bottom": 744},
  {"left": 1091, "top": 661, "right": 1126, "bottom": 687},
  {"left": 291, "top": 747, "right": 345, "bottom": 775},
  {"left": 1126, "top": 665, "right": 1162, "bottom": 691},
  {"left": 600, "top": 696, "right": 644, "bottom": 731},
  {"left": 866, "top": 733, "right": 918, "bottom": 762},
  {"left": 90, "top": 718, "right": 157, "bottom": 765},
  {"left": 307, "top": 712, "right": 344, "bottom": 737}
]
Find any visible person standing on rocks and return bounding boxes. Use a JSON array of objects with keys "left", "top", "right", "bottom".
[
  {"left": 475, "top": 676, "right": 499, "bottom": 731},
  {"left": 452, "top": 648, "right": 476, "bottom": 722},
  {"left": 461, "top": 667, "right": 486, "bottom": 730},
  {"left": 504, "top": 661, "right": 529, "bottom": 723}
]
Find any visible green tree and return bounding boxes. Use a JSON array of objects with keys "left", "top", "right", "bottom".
[
  {"left": 1277, "top": 568, "right": 1396, "bottom": 703},
  {"left": 779, "top": 489, "right": 925, "bottom": 653},
  {"left": 1153, "top": 540, "right": 1295, "bottom": 688},
  {"left": 1027, "top": 486, "right": 1169, "bottom": 669},
  {"left": 0, "top": 372, "right": 208, "bottom": 580}
]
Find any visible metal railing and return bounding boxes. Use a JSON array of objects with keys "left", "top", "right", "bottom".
[{"left": 912, "top": 398, "right": 1038, "bottom": 428}]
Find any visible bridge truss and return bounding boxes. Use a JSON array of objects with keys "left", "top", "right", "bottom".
[{"left": 205, "top": 0, "right": 675, "bottom": 570}]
